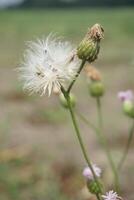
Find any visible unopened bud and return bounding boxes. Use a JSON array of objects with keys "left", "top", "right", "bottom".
[
  {"left": 77, "top": 24, "right": 104, "bottom": 62},
  {"left": 85, "top": 65, "right": 102, "bottom": 81},
  {"left": 123, "top": 100, "right": 134, "bottom": 118},
  {"left": 89, "top": 81, "right": 105, "bottom": 97},
  {"left": 59, "top": 93, "right": 76, "bottom": 109},
  {"left": 87, "top": 180, "right": 102, "bottom": 195}
]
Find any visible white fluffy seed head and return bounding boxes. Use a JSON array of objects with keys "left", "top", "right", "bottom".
[{"left": 18, "top": 34, "right": 80, "bottom": 96}]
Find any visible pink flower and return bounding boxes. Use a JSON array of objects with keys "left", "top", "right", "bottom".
[
  {"left": 118, "top": 90, "right": 133, "bottom": 102},
  {"left": 83, "top": 164, "right": 101, "bottom": 180},
  {"left": 102, "top": 190, "right": 121, "bottom": 200}
]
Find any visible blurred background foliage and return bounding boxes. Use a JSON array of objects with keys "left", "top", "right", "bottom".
[
  {"left": 1, "top": 0, "right": 134, "bottom": 9},
  {"left": 21, "top": 0, "right": 134, "bottom": 8},
  {"left": 0, "top": 0, "right": 134, "bottom": 200}
]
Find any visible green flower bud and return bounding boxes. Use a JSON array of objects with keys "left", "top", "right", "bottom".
[
  {"left": 77, "top": 24, "right": 104, "bottom": 63},
  {"left": 123, "top": 100, "right": 134, "bottom": 118},
  {"left": 77, "top": 39, "right": 100, "bottom": 62},
  {"left": 59, "top": 93, "right": 76, "bottom": 109},
  {"left": 87, "top": 180, "right": 102, "bottom": 195},
  {"left": 89, "top": 81, "right": 105, "bottom": 98}
]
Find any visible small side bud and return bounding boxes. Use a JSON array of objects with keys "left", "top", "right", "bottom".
[
  {"left": 89, "top": 81, "right": 105, "bottom": 98},
  {"left": 87, "top": 180, "right": 102, "bottom": 195},
  {"left": 85, "top": 65, "right": 102, "bottom": 81},
  {"left": 77, "top": 24, "right": 104, "bottom": 62},
  {"left": 59, "top": 93, "right": 76, "bottom": 109},
  {"left": 123, "top": 100, "right": 134, "bottom": 118}
]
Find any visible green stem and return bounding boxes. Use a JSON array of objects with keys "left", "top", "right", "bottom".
[
  {"left": 96, "top": 98, "right": 103, "bottom": 130},
  {"left": 118, "top": 120, "right": 134, "bottom": 170},
  {"left": 77, "top": 110, "right": 120, "bottom": 192},
  {"left": 61, "top": 86, "right": 102, "bottom": 200},
  {"left": 96, "top": 193, "right": 101, "bottom": 200},
  {"left": 76, "top": 110, "right": 97, "bottom": 131},
  {"left": 96, "top": 97, "right": 120, "bottom": 192},
  {"left": 67, "top": 60, "right": 86, "bottom": 93}
]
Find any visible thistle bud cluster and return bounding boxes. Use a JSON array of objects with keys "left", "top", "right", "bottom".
[
  {"left": 77, "top": 24, "right": 104, "bottom": 62},
  {"left": 18, "top": 23, "right": 127, "bottom": 200}
]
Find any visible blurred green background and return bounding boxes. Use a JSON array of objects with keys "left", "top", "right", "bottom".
[{"left": 0, "top": 2, "right": 134, "bottom": 200}]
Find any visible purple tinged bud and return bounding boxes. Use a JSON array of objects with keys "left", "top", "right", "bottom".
[
  {"left": 83, "top": 164, "right": 101, "bottom": 181},
  {"left": 118, "top": 90, "right": 133, "bottom": 102}
]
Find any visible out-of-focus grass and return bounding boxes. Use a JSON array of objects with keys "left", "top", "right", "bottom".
[
  {"left": 3, "top": 81, "right": 37, "bottom": 101},
  {"left": 0, "top": 8, "right": 134, "bottom": 200},
  {"left": 28, "top": 107, "right": 68, "bottom": 125},
  {"left": 0, "top": 147, "right": 71, "bottom": 200},
  {"left": 0, "top": 8, "right": 134, "bottom": 66}
]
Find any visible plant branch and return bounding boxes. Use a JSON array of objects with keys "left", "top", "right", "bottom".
[
  {"left": 67, "top": 60, "right": 86, "bottom": 93},
  {"left": 118, "top": 120, "right": 134, "bottom": 170},
  {"left": 61, "top": 86, "right": 102, "bottom": 200},
  {"left": 96, "top": 97, "right": 120, "bottom": 192}
]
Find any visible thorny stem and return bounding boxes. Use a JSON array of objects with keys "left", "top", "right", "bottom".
[
  {"left": 118, "top": 120, "right": 134, "bottom": 170},
  {"left": 96, "top": 97, "right": 120, "bottom": 192},
  {"left": 67, "top": 60, "right": 86, "bottom": 93},
  {"left": 61, "top": 85, "right": 102, "bottom": 200}
]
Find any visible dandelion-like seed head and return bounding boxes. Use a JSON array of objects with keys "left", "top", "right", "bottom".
[
  {"left": 83, "top": 164, "right": 101, "bottom": 180},
  {"left": 19, "top": 34, "right": 80, "bottom": 96},
  {"left": 102, "top": 190, "right": 122, "bottom": 200},
  {"left": 118, "top": 90, "right": 133, "bottom": 102}
]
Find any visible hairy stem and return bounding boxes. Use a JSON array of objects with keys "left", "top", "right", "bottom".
[{"left": 118, "top": 120, "right": 134, "bottom": 170}]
